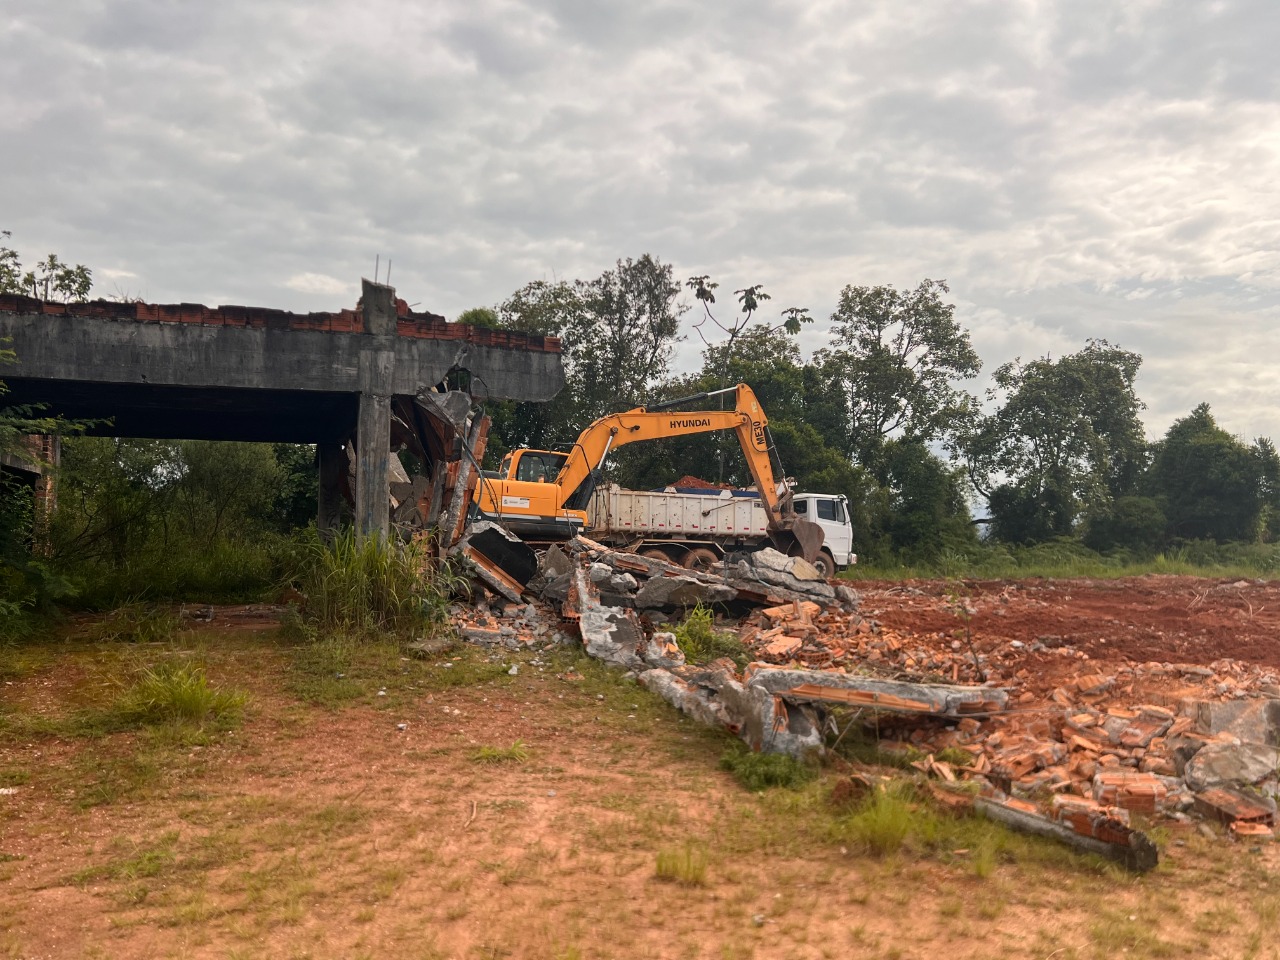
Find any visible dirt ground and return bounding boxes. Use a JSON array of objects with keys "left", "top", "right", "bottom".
[{"left": 3, "top": 577, "right": 1280, "bottom": 960}]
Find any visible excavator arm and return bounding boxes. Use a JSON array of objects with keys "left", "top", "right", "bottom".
[
  {"left": 474, "top": 383, "right": 825, "bottom": 563},
  {"left": 553, "top": 384, "right": 823, "bottom": 561}
]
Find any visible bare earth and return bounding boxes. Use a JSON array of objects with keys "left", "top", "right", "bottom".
[{"left": 2, "top": 577, "right": 1279, "bottom": 960}]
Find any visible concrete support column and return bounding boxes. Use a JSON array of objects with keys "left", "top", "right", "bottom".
[
  {"left": 354, "top": 393, "right": 391, "bottom": 543},
  {"left": 316, "top": 441, "right": 345, "bottom": 541}
]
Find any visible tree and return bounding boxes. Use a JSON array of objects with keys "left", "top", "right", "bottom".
[
  {"left": 816, "top": 279, "right": 980, "bottom": 467},
  {"left": 0, "top": 231, "right": 93, "bottom": 301},
  {"left": 454, "top": 307, "right": 501, "bottom": 328},
  {"left": 485, "top": 258, "right": 686, "bottom": 464},
  {"left": 966, "top": 339, "right": 1147, "bottom": 543},
  {"left": 1146, "top": 404, "right": 1266, "bottom": 542},
  {"left": 571, "top": 254, "right": 686, "bottom": 421}
]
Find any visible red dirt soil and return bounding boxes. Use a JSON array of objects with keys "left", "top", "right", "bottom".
[{"left": 853, "top": 574, "right": 1280, "bottom": 670}]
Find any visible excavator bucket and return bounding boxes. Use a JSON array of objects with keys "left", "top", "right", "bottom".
[{"left": 789, "top": 517, "right": 826, "bottom": 566}]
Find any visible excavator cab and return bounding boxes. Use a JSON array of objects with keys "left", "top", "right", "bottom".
[{"left": 475, "top": 449, "right": 583, "bottom": 541}]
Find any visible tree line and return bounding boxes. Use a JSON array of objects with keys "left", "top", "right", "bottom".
[
  {"left": 462, "top": 254, "right": 1280, "bottom": 564},
  {"left": 3, "top": 233, "right": 1278, "bottom": 603}
]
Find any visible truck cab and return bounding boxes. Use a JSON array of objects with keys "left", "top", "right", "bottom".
[{"left": 791, "top": 493, "right": 857, "bottom": 573}]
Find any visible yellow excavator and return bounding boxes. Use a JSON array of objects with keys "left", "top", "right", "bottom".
[{"left": 473, "top": 384, "right": 826, "bottom": 564}]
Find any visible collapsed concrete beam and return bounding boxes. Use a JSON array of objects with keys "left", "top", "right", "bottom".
[
  {"left": 975, "top": 795, "right": 1159, "bottom": 873},
  {"left": 640, "top": 660, "right": 825, "bottom": 758},
  {"left": 744, "top": 665, "right": 1009, "bottom": 718}
]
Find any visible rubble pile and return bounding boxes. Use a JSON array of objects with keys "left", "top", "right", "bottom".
[{"left": 449, "top": 537, "right": 1280, "bottom": 867}]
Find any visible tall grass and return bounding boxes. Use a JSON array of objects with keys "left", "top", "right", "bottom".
[{"left": 290, "top": 532, "right": 455, "bottom": 643}]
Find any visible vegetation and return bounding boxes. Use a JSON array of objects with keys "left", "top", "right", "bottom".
[
  {"left": 653, "top": 846, "right": 709, "bottom": 886},
  {"left": 472, "top": 740, "right": 531, "bottom": 764},
  {"left": 670, "top": 604, "right": 748, "bottom": 667},
  {"left": 719, "top": 745, "right": 816, "bottom": 791},
  {"left": 287, "top": 531, "right": 455, "bottom": 644}
]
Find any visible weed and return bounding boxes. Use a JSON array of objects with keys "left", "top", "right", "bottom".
[
  {"left": 672, "top": 604, "right": 748, "bottom": 667},
  {"left": 837, "top": 781, "right": 922, "bottom": 856},
  {"left": 719, "top": 745, "right": 815, "bottom": 791},
  {"left": 654, "top": 846, "right": 709, "bottom": 886},
  {"left": 114, "top": 662, "right": 247, "bottom": 727},
  {"left": 472, "top": 740, "right": 531, "bottom": 764}
]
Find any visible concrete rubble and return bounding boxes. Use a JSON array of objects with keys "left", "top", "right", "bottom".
[{"left": 445, "top": 530, "right": 1280, "bottom": 870}]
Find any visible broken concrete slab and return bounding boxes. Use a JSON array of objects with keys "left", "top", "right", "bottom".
[
  {"left": 633, "top": 574, "right": 738, "bottom": 609},
  {"left": 639, "top": 659, "right": 825, "bottom": 758},
  {"left": 1183, "top": 740, "right": 1280, "bottom": 792},
  {"left": 567, "top": 567, "right": 648, "bottom": 671},
  {"left": 1185, "top": 698, "right": 1280, "bottom": 747},
  {"left": 976, "top": 794, "right": 1158, "bottom": 872}
]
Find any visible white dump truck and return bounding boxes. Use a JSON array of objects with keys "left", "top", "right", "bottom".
[{"left": 585, "top": 483, "right": 856, "bottom": 578}]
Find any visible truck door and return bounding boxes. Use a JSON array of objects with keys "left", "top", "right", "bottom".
[{"left": 812, "top": 496, "right": 854, "bottom": 566}]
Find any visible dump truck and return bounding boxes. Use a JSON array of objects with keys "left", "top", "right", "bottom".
[
  {"left": 474, "top": 383, "right": 850, "bottom": 575},
  {"left": 583, "top": 482, "right": 855, "bottom": 577}
]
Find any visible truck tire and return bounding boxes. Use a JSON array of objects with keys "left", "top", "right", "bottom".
[
  {"left": 813, "top": 548, "right": 837, "bottom": 580},
  {"left": 638, "top": 547, "right": 673, "bottom": 564},
  {"left": 680, "top": 547, "right": 720, "bottom": 572}
]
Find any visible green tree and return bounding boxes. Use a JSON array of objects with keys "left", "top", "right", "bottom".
[
  {"left": 571, "top": 254, "right": 686, "bottom": 421},
  {"left": 455, "top": 307, "right": 501, "bottom": 328},
  {"left": 967, "top": 339, "right": 1147, "bottom": 543},
  {"left": 0, "top": 231, "right": 93, "bottom": 301},
  {"left": 1146, "top": 404, "right": 1266, "bottom": 542},
  {"left": 485, "top": 258, "right": 686, "bottom": 464},
  {"left": 816, "top": 279, "right": 980, "bottom": 467}
]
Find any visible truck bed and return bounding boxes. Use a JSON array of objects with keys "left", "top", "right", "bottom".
[{"left": 586, "top": 484, "right": 768, "bottom": 539}]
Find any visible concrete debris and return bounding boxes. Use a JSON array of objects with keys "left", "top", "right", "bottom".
[
  {"left": 1183, "top": 741, "right": 1280, "bottom": 793},
  {"left": 551, "top": 537, "right": 859, "bottom": 614},
  {"left": 440, "top": 524, "right": 1280, "bottom": 856}
]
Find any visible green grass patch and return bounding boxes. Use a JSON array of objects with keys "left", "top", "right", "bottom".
[
  {"left": 719, "top": 745, "right": 816, "bottom": 791},
  {"left": 844, "top": 537, "right": 1280, "bottom": 582},
  {"left": 654, "top": 846, "right": 708, "bottom": 886},
  {"left": 472, "top": 740, "right": 531, "bottom": 764},
  {"left": 112, "top": 662, "right": 247, "bottom": 728},
  {"left": 90, "top": 604, "right": 182, "bottom": 644}
]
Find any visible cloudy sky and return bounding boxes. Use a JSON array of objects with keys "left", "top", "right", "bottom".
[{"left": 3, "top": 0, "right": 1278, "bottom": 442}]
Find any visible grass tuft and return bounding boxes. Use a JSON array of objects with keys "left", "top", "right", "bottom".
[
  {"left": 472, "top": 740, "right": 531, "bottom": 764},
  {"left": 654, "top": 846, "right": 708, "bottom": 886},
  {"left": 287, "top": 531, "right": 458, "bottom": 644},
  {"left": 114, "top": 662, "right": 247, "bottom": 727}
]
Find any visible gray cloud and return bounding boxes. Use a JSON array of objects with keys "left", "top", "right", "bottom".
[{"left": 2, "top": 0, "right": 1277, "bottom": 443}]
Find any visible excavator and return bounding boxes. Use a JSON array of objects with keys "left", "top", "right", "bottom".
[{"left": 473, "top": 383, "right": 826, "bottom": 565}]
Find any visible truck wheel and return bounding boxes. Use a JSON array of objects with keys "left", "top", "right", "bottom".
[
  {"left": 638, "top": 547, "right": 672, "bottom": 564},
  {"left": 813, "top": 548, "right": 837, "bottom": 579},
  {"left": 681, "top": 547, "right": 720, "bottom": 572}
]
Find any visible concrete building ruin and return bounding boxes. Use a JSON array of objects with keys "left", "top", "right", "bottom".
[{"left": 0, "top": 279, "right": 564, "bottom": 543}]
